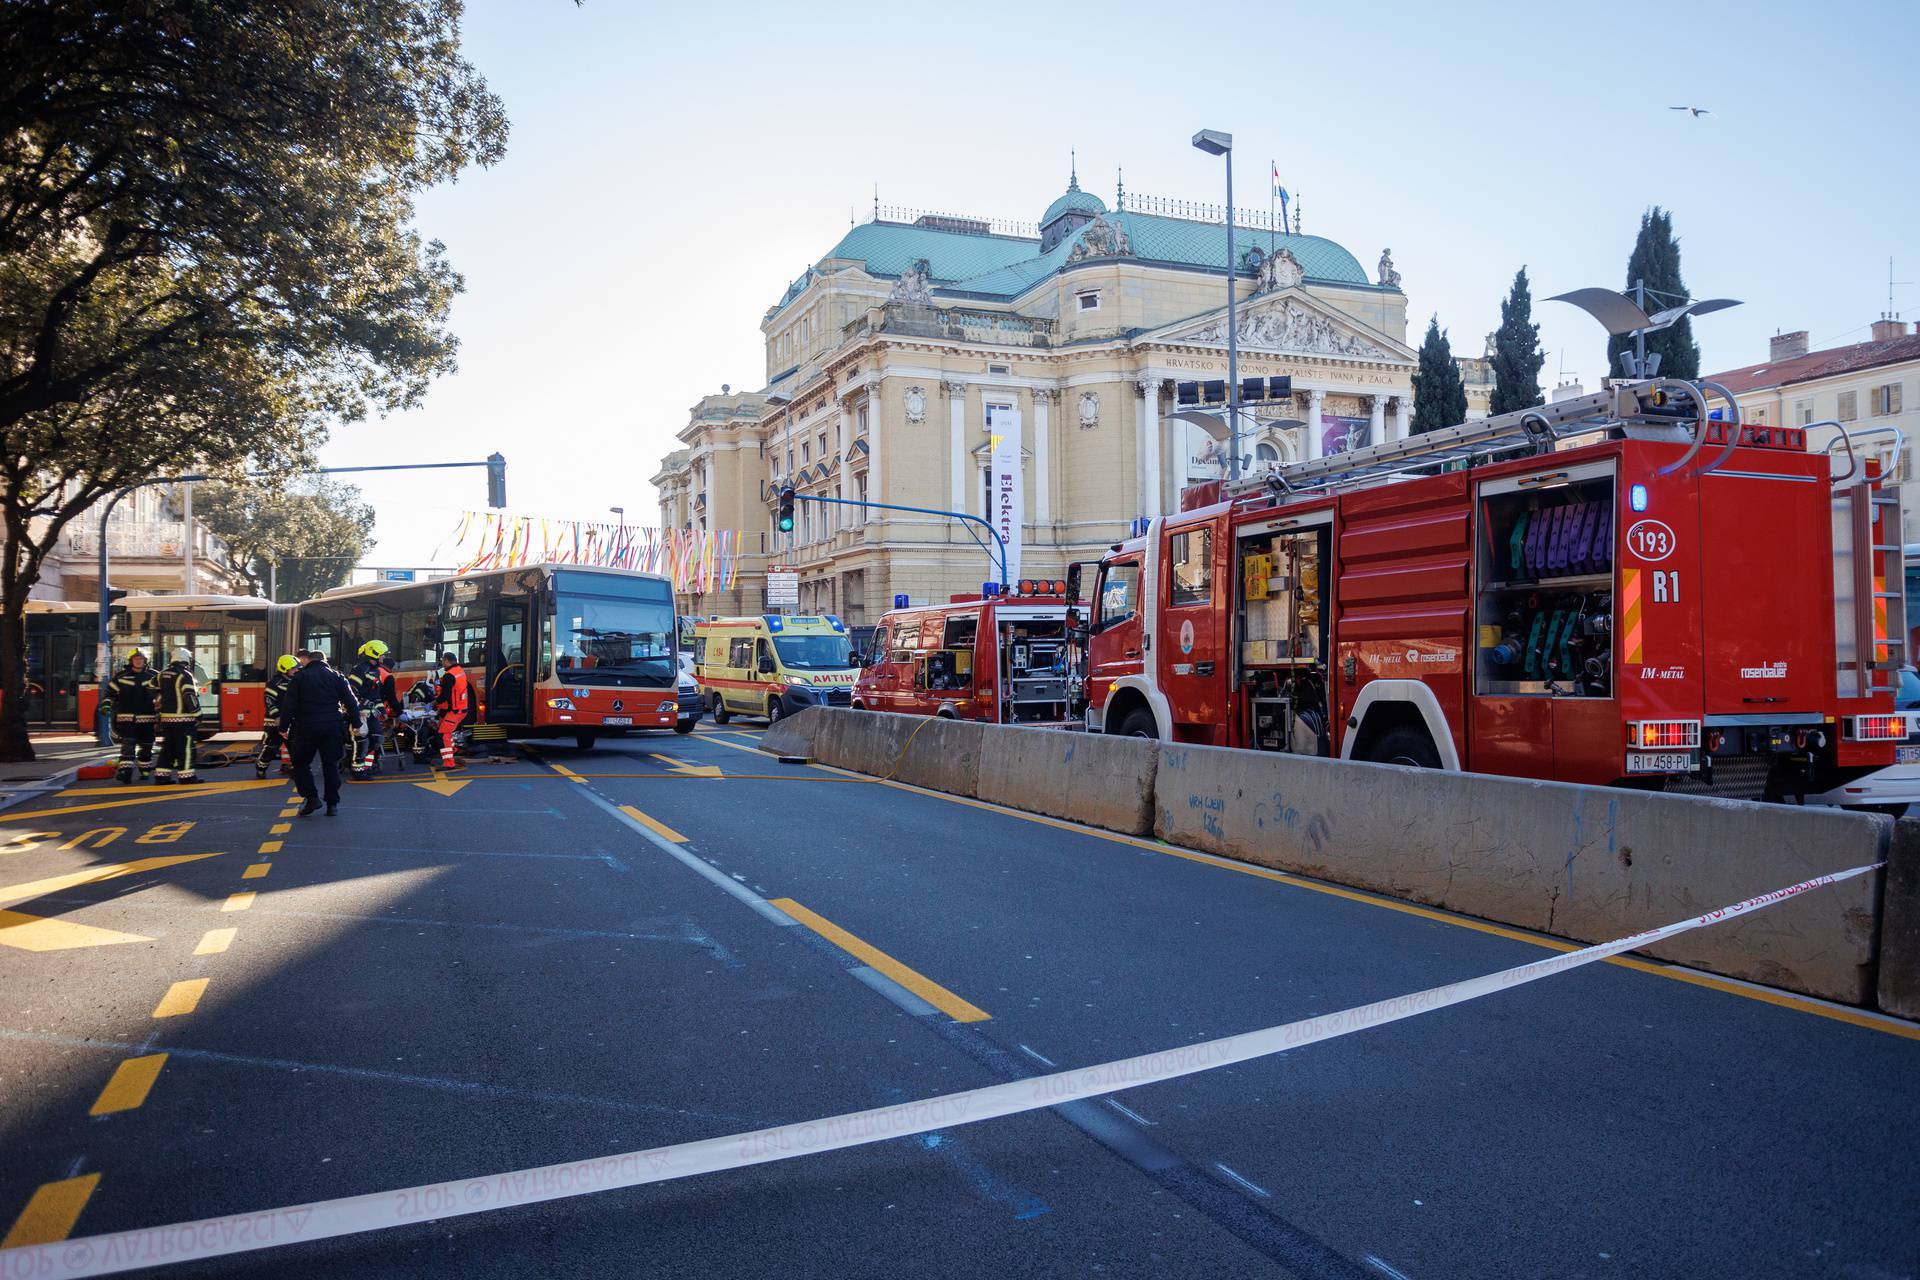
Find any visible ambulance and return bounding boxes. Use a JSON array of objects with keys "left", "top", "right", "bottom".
[{"left": 691, "top": 615, "right": 857, "bottom": 724}]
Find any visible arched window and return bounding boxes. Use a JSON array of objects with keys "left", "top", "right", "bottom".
[{"left": 1255, "top": 441, "right": 1280, "bottom": 463}]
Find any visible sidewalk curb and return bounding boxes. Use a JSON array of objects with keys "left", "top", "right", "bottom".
[{"left": 0, "top": 761, "right": 89, "bottom": 815}]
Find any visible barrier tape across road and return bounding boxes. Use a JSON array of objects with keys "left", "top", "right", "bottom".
[{"left": 0, "top": 862, "right": 1882, "bottom": 1278}]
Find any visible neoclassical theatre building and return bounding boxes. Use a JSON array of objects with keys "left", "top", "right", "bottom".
[{"left": 654, "top": 173, "right": 1413, "bottom": 621}]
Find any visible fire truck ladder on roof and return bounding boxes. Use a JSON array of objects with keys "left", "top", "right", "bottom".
[
  {"left": 1226, "top": 378, "right": 1715, "bottom": 500},
  {"left": 1830, "top": 424, "right": 1909, "bottom": 697}
]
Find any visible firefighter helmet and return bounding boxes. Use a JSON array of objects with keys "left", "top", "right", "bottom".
[
  {"left": 275, "top": 654, "right": 299, "bottom": 675},
  {"left": 358, "top": 640, "right": 389, "bottom": 660}
]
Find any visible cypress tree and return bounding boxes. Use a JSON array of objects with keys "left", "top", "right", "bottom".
[
  {"left": 1412, "top": 316, "right": 1468, "bottom": 434},
  {"left": 1490, "top": 267, "right": 1546, "bottom": 416},
  {"left": 1606, "top": 207, "right": 1700, "bottom": 380}
]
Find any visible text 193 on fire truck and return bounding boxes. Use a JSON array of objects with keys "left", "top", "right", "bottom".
[
  {"left": 1076, "top": 376, "right": 1905, "bottom": 802},
  {"left": 854, "top": 581, "right": 1075, "bottom": 724}
]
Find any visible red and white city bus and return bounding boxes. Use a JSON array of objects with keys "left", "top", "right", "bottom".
[
  {"left": 295, "top": 563, "right": 687, "bottom": 747},
  {"left": 1079, "top": 378, "right": 1903, "bottom": 802},
  {"left": 104, "top": 594, "right": 285, "bottom": 735},
  {"left": 853, "top": 582, "right": 1075, "bottom": 724}
]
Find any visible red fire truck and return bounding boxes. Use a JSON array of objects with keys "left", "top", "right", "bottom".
[
  {"left": 1078, "top": 378, "right": 1905, "bottom": 801},
  {"left": 853, "top": 581, "right": 1075, "bottom": 724}
]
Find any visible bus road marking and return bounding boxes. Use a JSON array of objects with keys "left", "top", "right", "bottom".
[
  {"left": 194, "top": 928, "right": 237, "bottom": 955},
  {"left": 242, "top": 863, "right": 270, "bottom": 880}
]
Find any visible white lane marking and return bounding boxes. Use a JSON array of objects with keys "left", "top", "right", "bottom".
[
  {"left": 1106, "top": 1099, "right": 1155, "bottom": 1126},
  {"left": 1017, "top": 1044, "right": 1056, "bottom": 1067},
  {"left": 1214, "top": 1162, "right": 1271, "bottom": 1197},
  {"left": 1365, "top": 1254, "right": 1415, "bottom": 1280},
  {"left": 10, "top": 866, "right": 1876, "bottom": 1274}
]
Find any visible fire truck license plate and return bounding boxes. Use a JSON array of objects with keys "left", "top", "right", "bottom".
[
  {"left": 601, "top": 716, "right": 633, "bottom": 726},
  {"left": 1626, "top": 751, "right": 1693, "bottom": 774}
]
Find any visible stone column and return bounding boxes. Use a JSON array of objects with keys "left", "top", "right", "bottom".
[
  {"left": 1032, "top": 388, "right": 1054, "bottom": 526},
  {"left": 865, "top": 381, "right": 882, "bottom": 508},
  {"left": 834, "top": 401, "right": 852, "bottom": 532},
  {"left": 1389, "top": 395, "right": 1408, "bottom": 441},
  {"left": 1136, "top": 377, "right": 1162, "bottom": 518},
  {"left": 945, "top": 379, "right": 969, "bottom": 514},
  {"left": 1368, "top": 394, "right": 1386, "bottom": 449},
  {"left": 1306, "top": 388, "right": 1326, "bottom": 461}
]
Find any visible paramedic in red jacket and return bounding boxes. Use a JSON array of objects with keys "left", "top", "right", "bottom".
[{"left": 431, "top": 651, "right": 471, "bottom": 768}]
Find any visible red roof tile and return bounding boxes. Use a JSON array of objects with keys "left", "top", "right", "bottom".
[{"left": 1708, "top": 333, "right": 1920, "bottom": 396}]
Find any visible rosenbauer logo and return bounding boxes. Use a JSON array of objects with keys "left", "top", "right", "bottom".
[
  {"left": 1626, "top": 519, "right": 1676, "bottom": 562},
  {"left": 1740, "top": 661, "right": 1788, "bottom": 679}
]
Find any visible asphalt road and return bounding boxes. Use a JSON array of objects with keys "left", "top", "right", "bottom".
[{"left": 1, "top": 724, "right": 1916, "bottom": 1279}]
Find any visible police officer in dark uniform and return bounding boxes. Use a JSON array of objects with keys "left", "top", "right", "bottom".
[
  {"left": 108, "top": 649, "right": 161, "bottom": 782},
  {"left": 283, "top": 649, "right": 359, "bottom": 815},
  {"left": 153, "top": 648, "right": 203, "bottom": 784},
  {"left": 254, "top": 654, "right": 298, "bottom": 778}
]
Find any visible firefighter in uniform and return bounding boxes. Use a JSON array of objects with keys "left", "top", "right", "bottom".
[
  {"left": 431, "top": 650, "right": 471, "bottom": 769},
  {"left": 108, "top": 650, "right": 161, "bottom": 782},
  {"left": 347, "top": 641, "right": 399, "bottom": 777},
  {"left": 254, "top": 654, "right": 298, "bottom": 778},
  {"left": 153, "top": 648, "right": 203, "bottom": 785}
]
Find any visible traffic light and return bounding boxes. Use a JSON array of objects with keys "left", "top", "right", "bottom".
[
  {"left": 485, "top": 453, "right": 507, "bottom": 508},
  {"left": 776, "top": 485, "right": 795, "bottom": 533}
]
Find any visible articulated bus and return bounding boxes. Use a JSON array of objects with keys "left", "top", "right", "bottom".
[
  {"left": 107, "top": 594, "right": 281, "bottom": 734},
  {"left": 296, "top": 563, "right": 688, "bottom": 746}
]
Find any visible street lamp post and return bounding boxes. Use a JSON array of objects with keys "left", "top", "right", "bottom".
[{"left": 1192, "top": 128, "right": 1240, "bottom": 479}]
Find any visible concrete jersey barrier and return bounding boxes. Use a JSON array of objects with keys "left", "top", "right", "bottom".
[
  {"left": 1879, "top": 818, "right": 1920, "bottom": 1019},
  {"left": 1153, "top": 743, "right": 1884, "bottom": 1005},
  {"left": 761, "top": 708, "right": 1890, "bottom": 1008}
]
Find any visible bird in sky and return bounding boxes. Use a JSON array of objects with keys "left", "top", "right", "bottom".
[{"left": 1668, "top": 106, "right": 1713, "bottom": 117}]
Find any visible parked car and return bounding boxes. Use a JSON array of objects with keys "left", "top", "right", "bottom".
[{"left": 1807, "top": 665, "right": 1920, "bottom": 814}]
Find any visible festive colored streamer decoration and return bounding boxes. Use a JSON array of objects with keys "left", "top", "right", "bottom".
[{"left": 441, "top": 512, "right": 745, "bottom": 595}]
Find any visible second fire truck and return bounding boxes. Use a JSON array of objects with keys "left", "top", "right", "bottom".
[{"left": 1078, "top": 377, "right": 1904, "bottom": 802}]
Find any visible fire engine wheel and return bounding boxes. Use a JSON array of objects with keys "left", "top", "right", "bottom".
[
  {"left": 1367, "top": 726, "right": 1442, "bottom": 769},
  {"left": 1115, "top": 708, "right": 1158, "bottom": 739},
  {"left": 712, "top": 697, "right": 731, "bottom": 725}
]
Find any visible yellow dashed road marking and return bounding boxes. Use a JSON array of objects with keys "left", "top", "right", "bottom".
[
  {"left": 88, "top": 1054, "right": 168, "bottom": 1116},
  {"left": 2, "top": 1174, "right": 99, "bottom": 1247},
  {"left": 151, "top": 979, "right": 207, "bottom": 1018}
]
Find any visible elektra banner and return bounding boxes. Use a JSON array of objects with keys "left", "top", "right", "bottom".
[{"left": 987, "top": 405, "right": 1022, "bottom": 586}]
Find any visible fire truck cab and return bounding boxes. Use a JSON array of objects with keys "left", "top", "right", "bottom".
[
  {"left": 1083, "top": 377, "right": 1904, "bottom": 801},
  {"left": 854, "top": 583, "right": 1074, "bottom": 724}
]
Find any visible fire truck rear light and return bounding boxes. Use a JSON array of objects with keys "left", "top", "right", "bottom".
[
  {"left": 1627, "top": 720, "right": 1701, "bottom": 749},
  {"left": 1843, "top": 714, "right": 1905, "bottom": 741}
]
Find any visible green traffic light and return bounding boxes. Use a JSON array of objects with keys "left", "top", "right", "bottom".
[{"left": 778, "top": 515, "right": 794, "bottom": 533}]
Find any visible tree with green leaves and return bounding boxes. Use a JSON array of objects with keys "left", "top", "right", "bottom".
[
  {"left": 1607, "top": 207, "right": 1699, "bottom": 380},
  {"left": 195, "top": 477, "right": 377, "bottom": 602},
  {"left": 1490, "top": 267, "right": 1546, "bottom": 416},
  {"left": 0, "top": 1, "right": 507, "bottom": 760},
  {"left": 1411, "top": 316, "right": 1468, "bottom": 434}
]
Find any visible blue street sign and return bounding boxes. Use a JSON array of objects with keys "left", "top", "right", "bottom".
[{"left": 379, "top": 569, "right": 416, "bottom": 582}]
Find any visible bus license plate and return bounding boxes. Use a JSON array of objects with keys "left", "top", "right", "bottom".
[
  {"left": 1626, "top": 751, "right": 1692, "bottom": 774},
  {"left": 602, "top": 716, "right": 632, "bottom": 726},
  {"left": 1898, "top": 745, "right": 1920, "bottom": 764}
]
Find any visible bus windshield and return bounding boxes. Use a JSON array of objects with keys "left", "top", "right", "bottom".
[
  {"left": 773, "top": 634, "right": 852, "bottom": 671},
  {"left": 552, "top": 572, "right": 675, "bottom": 684}
]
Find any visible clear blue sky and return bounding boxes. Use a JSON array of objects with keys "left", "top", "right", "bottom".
[{"left": 323, "top": 0, "right": 1919, "bottom": 569}]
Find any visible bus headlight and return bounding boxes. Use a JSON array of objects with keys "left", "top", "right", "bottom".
[{"left": 546, "top": 697, "right": 574, "bottom": 710}]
